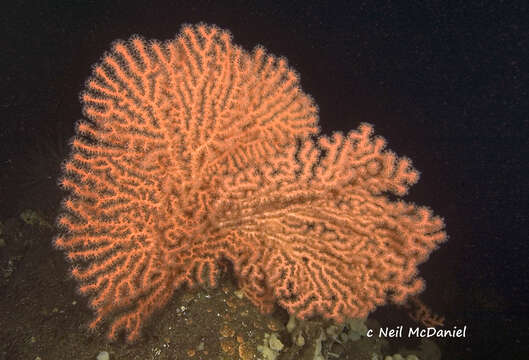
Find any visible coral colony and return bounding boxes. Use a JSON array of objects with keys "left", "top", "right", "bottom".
[{"left": 55, "top": 24, "right": 447, "bottom": 342}]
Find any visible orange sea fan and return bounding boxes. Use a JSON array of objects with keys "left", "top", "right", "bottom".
[{"left": 55, "top": 23, "right": 446, "bottom": 342}]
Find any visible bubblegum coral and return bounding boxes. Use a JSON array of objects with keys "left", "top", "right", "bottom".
[{"left": 55, "top": 24, "right": 447, "bottom": 342}]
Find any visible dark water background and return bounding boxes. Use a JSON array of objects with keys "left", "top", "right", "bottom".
[{"left": 1, "top": 1, "right": 527, "bottom": 358}]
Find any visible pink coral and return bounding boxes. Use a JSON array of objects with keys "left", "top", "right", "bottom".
[{"left": 55, "top": 24, "right": 446, "bottom": 342}]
